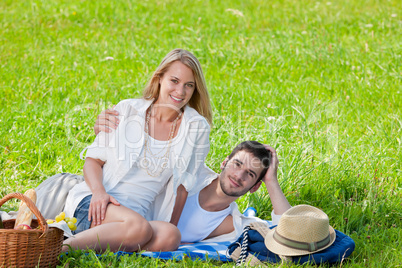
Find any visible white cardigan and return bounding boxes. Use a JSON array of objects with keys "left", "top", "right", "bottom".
[{"left": 64, "top": 98, "right": 212, "bottom": 222}]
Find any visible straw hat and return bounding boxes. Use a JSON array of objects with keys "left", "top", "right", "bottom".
[{"left": 264, "top": 205, "right": 336, "bottom": 256}]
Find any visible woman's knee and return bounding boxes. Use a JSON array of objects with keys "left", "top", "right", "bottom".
[
  {"left": 109, "top": 209, "right": 153, "bottom": 250},
  {"left": 163, "top": 225, "right": 181, "bottom": 251},
  {"left": 125, "top": 216, "right": 153, "bottom": 241},
  {"left": 150, "top": 222, "right": 181, "bottom": 251}
]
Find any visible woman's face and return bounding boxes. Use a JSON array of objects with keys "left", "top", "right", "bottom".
[{"left": 156, "top": 61, "right": 195, "bottom": 110}]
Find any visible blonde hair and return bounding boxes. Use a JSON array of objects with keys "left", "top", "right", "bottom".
[{"left": 143, "top": 49, "right": 213, "bottom": 126}]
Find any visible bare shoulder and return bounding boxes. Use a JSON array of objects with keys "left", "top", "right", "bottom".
[{"left": 204, "top": 215, "right": 234, "bottom": 240}]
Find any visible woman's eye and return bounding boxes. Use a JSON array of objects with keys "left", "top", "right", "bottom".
[
  {"left": 171, "top": 79, "right": 178, "bottom": 84},
  {"left": 186, "top": 83, "right": 194, "bottom": 88}
]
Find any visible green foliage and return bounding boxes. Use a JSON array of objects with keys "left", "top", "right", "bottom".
[{"left": 1, "top": 0, "right": 401, "bottom": 267}]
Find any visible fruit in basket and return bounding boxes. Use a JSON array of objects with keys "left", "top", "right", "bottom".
[
  {"left": 67, "top": 221, "right": 75, "bottom": 230},
  {"left": 51, "top": 212, "right": 77, "bottom": 231},
  {"left": 55, "top": 215, "right": 62, "bottom": 223},
  {"left": 66, "top": 216, "right": 77, "bottom": 231},
  {"left": 14, "top": 224, "right": 32, "bottom": 230},
  {"left": 46, "top": 219, "right": 55, "bottom": 224},
  {"left": 55, "top": 211, "right": 66, "bottom": 222}
]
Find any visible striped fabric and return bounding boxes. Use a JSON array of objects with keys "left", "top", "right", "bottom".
[{"left": 113, "top": 241, "right": 232, "bottom": 261}]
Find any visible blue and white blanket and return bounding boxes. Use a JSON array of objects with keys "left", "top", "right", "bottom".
[{"left": 114, "top": 241, "right": 232, "bottom": 262}]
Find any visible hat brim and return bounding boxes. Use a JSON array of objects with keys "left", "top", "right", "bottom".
[{"left": 264, "top": 226, "right": 336, "bottom": 256}]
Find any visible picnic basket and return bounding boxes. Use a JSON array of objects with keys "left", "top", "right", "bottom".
[{"left": 0, "top": 192, "right": 64, "bottom": 268}]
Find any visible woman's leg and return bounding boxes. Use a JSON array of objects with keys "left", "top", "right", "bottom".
[
  {"left": 141, "top": 221, "right": 181, "bottom": 252},
  {"left": 63, "top": 204, "right": 152, "bottom": 252}
]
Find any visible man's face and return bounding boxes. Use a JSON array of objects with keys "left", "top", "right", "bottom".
[{"left": 220, "top": 150, "right": 265, "bottom": 197}]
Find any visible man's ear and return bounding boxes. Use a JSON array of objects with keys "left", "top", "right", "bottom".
[
  {"left": 249, "top": 181, "right": 262, "bottom": 194},
  {"left": 220, "top": 156, "right": 229, "bottom": 170}
]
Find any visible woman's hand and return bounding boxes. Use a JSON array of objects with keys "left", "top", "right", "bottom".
[
  {"left": 94, "top": 106, "right": 120, "bottom": 135},
  {"left": 89, "top": 191, "right": 120, "bottom": 226}
]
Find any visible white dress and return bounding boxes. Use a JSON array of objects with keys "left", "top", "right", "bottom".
[
  {"left": 108, "top": 136, "right": 174, "bottom": 218},
  {"left": 64, "top": 98, "right": 212, "bottom": 221}
]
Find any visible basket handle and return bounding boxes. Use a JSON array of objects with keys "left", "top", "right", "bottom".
[{"left": 0, "top": 192, "right": 48, "bottom": 233}]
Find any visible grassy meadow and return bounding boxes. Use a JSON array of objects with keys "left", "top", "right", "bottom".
[{"left": 1, "top": 0, "right": 401, "bottom": 267}]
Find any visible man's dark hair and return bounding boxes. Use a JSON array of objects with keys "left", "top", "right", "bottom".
[{"left": 227, "top": 141, "right": 271, "bottom": 182}]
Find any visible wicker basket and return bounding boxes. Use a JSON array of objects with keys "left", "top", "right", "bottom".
[{"left": 0, "top": 193, "right": 64, "bottom": 268}]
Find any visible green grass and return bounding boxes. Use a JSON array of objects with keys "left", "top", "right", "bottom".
[{"left": 1, "top": 0, "right": 401, "bottom": 267}]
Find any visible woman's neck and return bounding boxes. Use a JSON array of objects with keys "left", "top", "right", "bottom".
[{"left": 151, "top": 103, "right": 183, "bottom": 122}]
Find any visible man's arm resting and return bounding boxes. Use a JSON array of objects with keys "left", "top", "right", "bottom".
[
  {"left": 204, "top": 215, "right": 235, "bottom": 240},
  {"left": 170, "top": 185, "right": 188, "bottom": 226}
]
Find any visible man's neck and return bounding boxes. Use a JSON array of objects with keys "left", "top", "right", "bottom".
[{"left": 198, "top": 176, "right": 237, "bottom": 212}]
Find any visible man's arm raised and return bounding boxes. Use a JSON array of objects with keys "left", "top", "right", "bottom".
[{"left": 262, "top": 145, "right": 291, "bottom": 215}]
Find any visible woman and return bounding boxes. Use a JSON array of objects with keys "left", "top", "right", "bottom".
[{"left": 63, "top": 49, "right": 212, "bottom": 252}]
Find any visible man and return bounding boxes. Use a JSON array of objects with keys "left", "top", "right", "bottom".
[
  {"left": 95, "top": 109, "right": 291, "bottom": 243},
  {"left": 176, "top": 141, "right": 291, "bottom": 242}
]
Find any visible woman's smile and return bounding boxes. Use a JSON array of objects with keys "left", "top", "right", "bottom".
[{"left": 170, "top": 95, "right": 184, "bottom": 103}]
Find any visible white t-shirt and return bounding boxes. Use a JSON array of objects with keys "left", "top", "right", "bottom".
[{"left": 177, "top": 191, "right": 231, "bottom": 242}]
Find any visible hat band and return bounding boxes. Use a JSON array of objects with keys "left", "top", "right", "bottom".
[{"left": 273, "top": 230, "right": 331, "bottom": 252}]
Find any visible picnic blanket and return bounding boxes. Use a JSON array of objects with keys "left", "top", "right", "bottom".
[{"left": 113, "top": 241, "right": 232, "bottom": 262}]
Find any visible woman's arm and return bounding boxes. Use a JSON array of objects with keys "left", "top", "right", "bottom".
[{"left": 84, "top": 157, "right": 120, "bottom": 226}]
